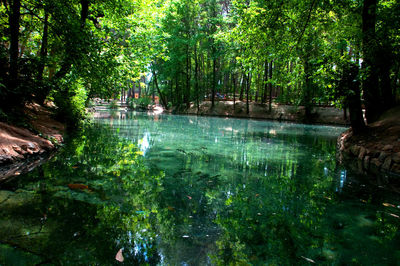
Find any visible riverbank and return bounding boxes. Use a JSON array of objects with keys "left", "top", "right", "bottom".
[
  {"left": 180, "top": 101, "right": 349, "bottom": 125},
  {"left": 337, "top": 106, "right": 400, "bottom": 177},
  {"left": 0, "top": 103, "right": 65, "bottom": 176}
]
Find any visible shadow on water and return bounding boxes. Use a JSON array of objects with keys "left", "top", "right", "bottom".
[{"left": 1, "top": 111, "right": 399, "bottom": 265}]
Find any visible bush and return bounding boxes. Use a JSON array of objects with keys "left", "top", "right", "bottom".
[
  {"left": 108, "top": 100, "right": 119, "bottom": 109},
  {"left": 127, "top": 97, "right": 152, "bottom": 110},
  {"left": 53, "top": 80, "right": 88, "bottom": 129}
]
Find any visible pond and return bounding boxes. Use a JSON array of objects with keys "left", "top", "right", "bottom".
[{"left": 1, "top": 111, "right": 399, "bottom": 265}]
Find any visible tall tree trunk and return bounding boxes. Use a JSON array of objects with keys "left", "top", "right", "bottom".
[
  {"left": 211, "top": 57, "right": 216, "bottom": 108},
  {"left": 232, "top": 72, "right": 237, "bottom": 111},
  {"left": 303, "top": 58, "right": 313, "bottom": 119},
  {"left": 185, "top": 44, "right": 191, "bottom": 109},
  {"left": 239, "top": 73, "right": 245, "bottom": 101},
  {"left": 170, "top": 80, "right": 173, "bottom": 105},
  {"left": 346, "top": 64, "right": 366, "bottom": 134},
  {"left": 37, "top": 11, "right": 49, "bottom": 80},
  {"left": 255, "top": 70, "right": 260, "bottom": 102},
  {"left": 262, "top": 60, "right": 268, "bottom": 104},
  {"left": 392, "top": 65, "right": 399, "bottom": 102},
  {"left": 81, "top": 0, "right": 89, "bottom": 27},
  {"left": 194, "top": 44, "right": 200, "bottom": 112},
  {"left": 9, "top": 0, "right": 21, "bottom": 91},
  {"left": 175, "top": 74, "right": 179, "bottom": 106},
  {"left": 246, "top": 72, "right": 251, "bottom": 115},
  {"left": 378, "top": 43, "right": 394, "bottom": 109},
  {"left": 153, "top": 70, "right": 168, "bottom": 110},
  {"left": 138, "top": 79, "right": 141, "bottom": 98},
  {"left": 361, "top": 0, "right": 380, "bottom": 123},
  {"left": 268, "top": 61, "right": 273, "bottom": 112}
]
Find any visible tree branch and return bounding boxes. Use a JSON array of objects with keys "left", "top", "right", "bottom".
[{"left": 289, "top": 0, "right": 318, "bottom": 54}]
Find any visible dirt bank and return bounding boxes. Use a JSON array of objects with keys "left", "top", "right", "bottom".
[
  {"left": 0, "top": 103, "right": 64, "bottom": 168},
  {"left": 180, "top": 101, "right": 349, "bottom": 125},
  {"left": 337, "top": 106, "right": 400, "bottom": 177}
]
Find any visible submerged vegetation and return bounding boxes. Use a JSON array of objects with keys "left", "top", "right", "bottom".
[
  {"left": 1, "top": 114, "right": 399, "bottom": 264},
  {"left": 0, "top": 123, "right": 164, "bottom": 264}
]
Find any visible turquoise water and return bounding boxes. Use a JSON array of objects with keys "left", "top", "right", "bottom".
[{"left": 1, "top": 111, "right": 399, "bottom": 265}]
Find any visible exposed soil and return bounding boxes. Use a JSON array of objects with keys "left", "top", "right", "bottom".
[
  {"left": 0, "top": 103, "right": 65, "bottom": 170},
  {"left": 337, "top": 106, "right": 400, "bottom": 177},
  {"left": 181, "top": 101, "right": 349, "bottom": 125}
]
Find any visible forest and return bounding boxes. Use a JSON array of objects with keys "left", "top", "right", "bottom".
[
  {"left": 1, "top": 1, "right": 400, "bottom": 264},
  {"left": 0, "top": 0, "right": 399, "bottom": 132}
]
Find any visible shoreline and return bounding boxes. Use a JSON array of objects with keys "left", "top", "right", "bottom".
[
  {"left": 0, "top": 103, "right": 65, "bottom": 175},
  {"left": 337, "top": 106, "right": 400, "bottom": 177},
  {"left": 177, "top": 101, "right": 350, "bottom": 126}
]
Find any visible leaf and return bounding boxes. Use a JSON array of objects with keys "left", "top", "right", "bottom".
[
  {"left": 68, "top": 184, "right": 90, "bottom": 191},
  {"left": 115, "top": 248, "right": 124, "bottom": 262}
]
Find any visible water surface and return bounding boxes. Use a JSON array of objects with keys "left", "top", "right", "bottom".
[{"left": 1, "top": 111, "right": 399, "bottom": 265}]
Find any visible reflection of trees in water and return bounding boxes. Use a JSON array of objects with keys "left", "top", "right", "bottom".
[
  {"left": 94, "top": 112, "right": 351, "bottom": 264},
  {"left": 3, "top": 114, "right": 395, "bottom": 264},
  {"left": 0, "top": 123, "right": 163, "bottom": 264}
]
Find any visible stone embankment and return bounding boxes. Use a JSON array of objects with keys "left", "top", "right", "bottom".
[
  {"left": 183, "top": 101, "right": 349, "bottom": 125},
  {"left": 337, "top": 106, "right": 400, "bottom": 176},
  {"left": 0, "top": 103, "right": 64, "bottom": 178}
]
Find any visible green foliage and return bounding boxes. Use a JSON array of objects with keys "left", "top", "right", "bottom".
[
  {"left": 107, "top": 100, "right": 119, "bottom": 110},
  {"left": 127, "top": 97, "right": 152, "bottom": 110},
  {"left": 0, "top": 0, "right": 399, "bottom": 126},
  {"left": 52, "top": 81, "right": 88, "bottom": 128},
  {"left": 0, "top": 0, "right": 145, "bottom": 122}
]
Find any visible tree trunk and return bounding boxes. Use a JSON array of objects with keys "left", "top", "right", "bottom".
[
  {"left": 153, "top": 70, "right": 168, "bottom": 110},
  {"left": 361, "top": 0, "right": 380, "bottom": 123},
  {"left": 255, "top": 70, "right": 260, "bottom": 102},
  {"left": 303, "top": 58, "right": 312, "bottom": 118},
  {"left": 138, "top": 78, "right": 142, "bottom": 98},
  {"left": 37, "top": 11, "right": 49, "bottom": 81},
  {"left": 9, "top": 0, "right": 21, "bottom": 91},
  {"left": 232, "top": 72, "right": 237, "bottom": 111},
  {"left": 194, "top": 44, "right": 200, "bottom": 112},
  {"left": 262, "top": 60, "right": 268, "bottom": 104},
  {"left": 346, "top": 64, "right": 366, "bottom": 134},
  {"left": 268, "top": 61, "right": 273, "bottom": 112},
  {"left": 81, "top": 0, "right": 89, "bottom": 27},
  {"left": 185, "top": 44, "right": 191, "bottom": 109},
  {"left": 239, "top": 73, "right": 245, "bottom": 101},
  {"left": 378, "top": 43, "right": 394, "bottom": 109},
  {"left": 246, "top": 72, "right": 251, "bottom": 115},
  {"left": 211, "top": 57, "right": 216, "bottom": 109}
]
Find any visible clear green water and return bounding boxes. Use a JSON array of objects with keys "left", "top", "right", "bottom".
[{"left": 1, "top": 111, "right": 400, "bottom": 265}]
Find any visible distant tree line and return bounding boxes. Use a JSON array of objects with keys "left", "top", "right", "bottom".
[
  {"left": 0, "top": 0, "right": 399, "bottom": 133},
  {"left": 149, "top": 0, "right": 399, "bottom": 133}
]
